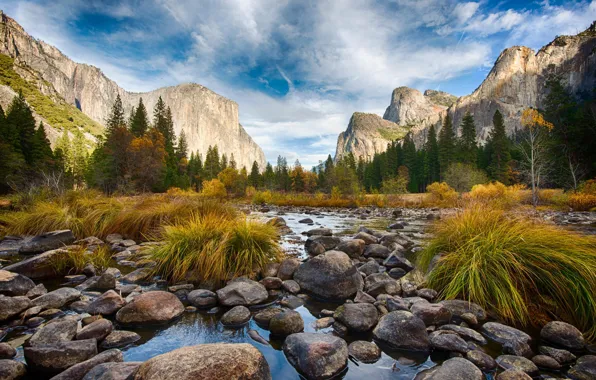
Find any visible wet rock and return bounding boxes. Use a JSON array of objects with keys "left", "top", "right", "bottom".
[
  {"left": 314, "top": 317, "right": 334, "bottom": 330},
  {"left": 416, "top": 357, "right": 482, "bottom": 380},
  {"left": 0, "top": 343, "right": 16, "bottom": 359},
  {"left": 538, "top": 345, "right": 576, "bottom": 364},
  {"left": 76, "top": 318, "right": 113, "bottom": 341},
  {"left": 386, "top": 296, "right": 410, "bottom": 312},
  {"left": 305, "top": 236, "right": 341, "bottom": 255},
  {"left": 354, "top": 231, "right": 377, "bottom": 245},
  {"left": 93, "top": 273, "right": 116, "bottom": 290},
  {"left": 299, "top": 218, "right": 314, "bottom": 224},
  {"left": 439, "top": 325, "right": 487, "bottom": 345},
  {"left": 496, "top": 355, "right": 539, "bottom": 377},
  {"left": 269, "top": 310, "right": 304, "bottom": 336},
  {"left": 336, "top": 239, "right": 365, "bottom": 259},
  {"left": 531, "top": 354, "right": 561, "bottom": 370},
  {"left": 411, "top": 302, "right": 452, "bottom": 327},
  {"left": 31, "top": 287, "right": 81, "bottom": 309},
  {"left": 82, "top": 362, "right": 141, "bottom": 380},
  {"left": 496, "top": 369, "right": 532, "bottom": 380},
  {"left": 430, "top": 333, "right": 470, "bottom": 354},
  {"left": 253, "top": 308, "right": 284, "bottom": 328},
  {"left": 383, "top": 254, "right": 414, "bottom": 272},
  {"left": 354, "top": 290, "right": 375, "bottom": 304},
  {"left": 304, "top": 228, "right": 332, "bottom": 237},
  {"left": 25, "top": 284, "right": 47, "bottom": 299},
  {"left": 439, "top": 300, "right": 486, "bottom": 322},
  {"left": 70, "top": 300, "right": 90, "bottom": 313},
  {"left": 259, "top": 277, "right": 282, "bottom": 290},
  {"left": 348, "top": 341, "right": 381, "bottom": 364},
  {"left": 334, "top": 303, "right": 378, "bottom": 332},
  {"left": 568, "top": 355, "right": 596, "bottom": 380},
  {"left": 363, "top": 244, "right": 391, "bottom": 259},
  {"left": 216, "top": 279, "right": 268, "bottom": 306},
  {"left": 38, "top": 308, "right": 64, "bottom": 319},
  {"left": 116, "top": 291, "right": 184, "bottom": 325},
  {"left": 87, "top": 290, "right": 126, "bottom": 315},
  {"left": 283, "top": 333, "right": 348, "bottom": 380},
  {"left": 417, "top": 288, "right": 438, "bottom": 301},
  {"left": 466, "top": 349, "right": 497, "bottom": 371},
  {"left": 263, "top": 263, "right": 280, "bottom": 278},
  {"left": 0, "top": 359, "right": 27, "bottom": 380},
  {"left": 134, "top": 343, "right": 271, "bottom": 380},
  {"left": 364, "top": 273, "right": 400, "bottom": 297},
  {"left": 359, "top": 260, "right": 380, "bottom": 276},
  {"left": 50, "top": 349, "right": 123, "bottom": 380},
  {"left": 280, "top": 295, "right": 304, "bottom": 309},
  {"left": 0, "top": 270, "right": 35, "bottom": 296},
  {"left": 100, "top": 331, "right": 141, "bottom": 349},
  {"left": 281, "top": 280, "right": 300, "bottom": 294},
  {"left": 220, "top": 306, "right": 251, "bottom": 326},
  {"left": 481, "top": 322, "right": 531, "bottom": 346},
  {"left": 0, "top": 295, "right": 30, "bottom": 321},
  {"left": 294, "top": 250, "right": 363, "bottom": 301},
  {"left": 248, "top": 330, "right": 269, "bottom": 346},
  {"left": 28, "top": 316, "right": 78, "bottom": 346},
  {"left": 503, "top": 340, "right": 533, "bottom": 358},
  {"left": 19, "top": 230, "right": 75, "bottom": 254},
  {"left": 540, "top": 321, "right": 585, "bottom": 351},
  {"left": 120, "top": 268, "right": 151, "bottom": 284},
  {"left": 3, "top": 249, "right": 68, "bottom": 280},
  {"left": 277, "top": 258, "right": 301, "bottom": 280},
  {"left": 24, "top": 339, "right": 98, "bottom": 376},
  {"left": 372, "top": 311, "right": 430, "bottom": 351},
  {"left": 187, "top": 289, "right": 217, "bottom": 308}
]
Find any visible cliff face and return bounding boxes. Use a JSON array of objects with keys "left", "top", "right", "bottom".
[
  {"left": 336, "top": 23, "right": 596, "bottom": 156},
  {"left": 0, "top": 11, "right": 266, "bottom": 170}
]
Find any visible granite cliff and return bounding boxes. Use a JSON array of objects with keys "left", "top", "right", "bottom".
[{"left": 0, "top": 11, "right": 266, "bottom": 170}]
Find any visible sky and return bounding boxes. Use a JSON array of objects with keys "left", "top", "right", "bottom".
[{"left": 3, "top": 0, "right": 596, "bottom": 168}]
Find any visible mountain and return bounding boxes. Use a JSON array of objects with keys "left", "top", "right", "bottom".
[
  {"left": 336, "top": 22, "right": 596, "bottom": 159},
  {"left": 0, "top": 11, "right": 266, "bottom": 170}
]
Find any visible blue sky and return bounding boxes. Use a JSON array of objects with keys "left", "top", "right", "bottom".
[{"left": 3, "top": 0, "right": 596, "bottom": 167}]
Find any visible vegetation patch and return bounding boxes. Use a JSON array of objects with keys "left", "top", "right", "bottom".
[
  {"left": 377, "top": 127, "right": 407, "bottom": 141},
  {"left": 50, "top": 245, "right": 112, "bottom": 275}
]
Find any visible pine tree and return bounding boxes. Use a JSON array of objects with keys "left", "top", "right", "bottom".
[
  {"left": 130, "top": 98, "right": 149, "bottom": 137},
  {"left": 229, "top": 154, "right": 237, "bottom": 169},
  {"left": 176, "top": 130, "right": 188, "bottom": 161},
  {"left": 71, "top": 130, "right": 88, "bottom": 187},
  {"left": 106, "top": 94, "right": 126, "bottom": 133},
  {"left": 6, "top": 91, "right": 37, "bottom": 164},
  {"left": 458, "top": 111, "right": 477, "bottom": 165},
  {"left": 220, "top": 154, "right": 228, "bottom": 171},
  {"left": 263, "top": 162, "right": 275, "bottom": 189},
  {"left": 275, "top": 156, "right": 290, "bottom": 191},
  {"left": 402, "top": 133, "right": 418, "bottom": 192},
  {"left": 31, "top": 122, "right": 54, "bottom": 168},
  {"left": 487, "top": 110, "right": 511, "bottom": 184},
  {"left": 424, "top": 124, "right": 440, "bottom": 184},
  {"left": 203, "top": 145, "right": 221, "bottom": 180},
  {"left": 438, "top": 114, "right": 455, "bottom": 178},
  {"left": 249, "top": 161, "right": 260, "bottom": 188}
]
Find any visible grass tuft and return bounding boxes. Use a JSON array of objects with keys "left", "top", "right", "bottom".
[{"left": 50, "top": 245, "right": 113, "bottom": 275}]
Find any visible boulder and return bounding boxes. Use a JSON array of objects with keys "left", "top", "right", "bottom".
[
  {"left": 0, "top": 295, "right": 30, "bottom": 322},
  {"left": 87, "top": 290, "right": 126, "bottom": 315},
  {"left": 364, "top": 273, "right": 400, "bottom": 297},
  {"left": 538, "top": 345, "right": 576, "bottom": 364},
  {"left": 220, "top": 306, "right": 251, "bottom": 326},
  {"left": 281, "top": 280, "right": 300, "bottom": 294},
  {"left": 269, "top": 310, "right": 304, "bottom": 336},
  {"left": 568, "top": 355, "right": 596, "bottom": 380},
  {"left": 481, "top": 322, "right": 531, "bottom": 346},
  {"left": 187, "top": 289, "right": 217, "bottom": 308},
  {"left": 100, "top": 331, "right": 141, "bottom": 349},
  {"left": 496, "top": 355, "right": 539, "bottom": 377},
  {"left": 24, "top": 339, "right": 98, "bottom": 376},
  {"left": 348, "top": 341, "right": 381, "bottom": 364},
  {"left": 496, "top": 369, "right": 532, "bottom": 380},
  {"left": 430, "top": 332, "right": 470, "bottom": 354},
  {"left": 439, "top": 300, "right": 486, "bottom": 322},
  {"left": 373, "top": 311, "right": 430, "bottom": 351},
  {"left": 439, "top": 325, "right": 487, "bottom": 345},
  {"left": 466, "top": 350, "right": 497, "bottom": 371},
  {"left": 294, "top": 251, "right": 362, "bottom": 301},
  {"left": 411, "top": 302, "right": 452, "bottom": 327},
  {"left": 75, "top": 318, "right": 113, "bottom": 341},
  {"left": 31, "top": 287, "right": 81, "bottom": 309},
  {"left": 216, "top": 279, "right": 268, "bottom": 306},
  {"left": 334, "top": 303, "right": 378, "bottom": 332},
  {"left": 363, "top": 244, "right": 391, "bottom": 259},
  {"left": 116, "top": 291, "right": 184, "bottom": 325},
  {"left": 283, "top": 333, "right": 348, "bottom": 380},
  {"left": 253, "top": 308, "right": 284, "bottom": 328},
  {"left": 26, "top": 284, "right": 47, "bottom": 299},
  {"left": 82, "top": 362, "right": 142, "bottom": 380},
  {"left": 0, "top": 270, "right": 35, "bottom": 296},
  {"left": 0, "top": 360, "right": 27, "bottom": 380},
  {"left": 50, "top": 349, "right": 123, "bottom": 380},
  {"left": 92, "top": 273, "right": 116, "bottom": 291},
  {"left": 540, "top": 321, "right": 585, "bottom": 351},
  {"left": 259, "top": 277, "right": 282, "bottom": 290},
  {"left": 418, "top": 357, "right": 482, "bottom": 380},
  {"left": 28, "top": 317, "right": 78, "bottom": 346},
  {"left": 336, "top": 239, "right": 365, "bottom": 259},
  {"left": 531, "top": 354, "right": 561, "bottom": 370},
  {"left": 3, "top": 249, "right": 68, "bottom": 280},
  {"left": 133, "top": 343, "right": 271, "bottom": 380},
  {"left": 304, "top": 228, "right": 333, "bottom": 237},
  {"left": 19, "top": 230, "right": 75, "bottom": 254},
  {"left": 354, "top": 231, "right": 377, "bottom": 244},
  {"left": 305, "top": 236, "right": 340, "bottom": 255},
  {"left": 354, "top": 290, "right": 375, "bottom": 304},
  {"left": 277, "top": 258, "right": 301, "bottom": 280},
  {"left": 0, "top": 343, "right": 16, "bottom": 360},
  {"left": 359, "top": 260, "right": 380, "bottom": 276}
]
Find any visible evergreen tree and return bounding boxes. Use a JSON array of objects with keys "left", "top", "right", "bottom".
[
  {"left": 458, "top": 111, "right": 478, "bottom": 165},
  {"left": 424, "top": 124, "right": 440, "bottom": 184},
  {"left": 249, "top": 161, "right": 260, "bottom": 188},
  {"left": 203, "top": 145, "right": 221, "bottom": 180},
  {"left": 275, "top": 156, "right": 290, "bottom": 191},
  {"left": 6, "top": 91, "right": 37, "bottom": 164},
  {"left": 487, "top": 110, "right": 512, "bottom": 184},
  {"left": 220, "top": 154, "right": 228, "bottom": 171},
  {"left": 71, "top": 130, "right": 88, "bottom": 187},
  {"left": 130, "top": 98, "right": 149, "bottom": 137},
  {"left": 263, "top": 162, "right": 275, "bottom": 189},
  {"left": 229, "top": 154, "right": 237, "bottom": 169},
  {"left": 402, "top": 133, "right": 419, "bottom": 192},
  {"left": 106, "top": 94, "right": 126, "bottom": 133},
  {"left": 31, "top": 122, "right": 54, "bottom": 168},
  {"left": 176, "top": 130, "right": 188, "bottom": 161},
  {"left": 438, "top": 114, "right": 455, "bottom": 178}
]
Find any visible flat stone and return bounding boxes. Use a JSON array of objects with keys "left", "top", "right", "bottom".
[
  {"left": 31, "top": 287, "right": 81, "bottom": 309},
  {"left": 439, "top": 300, "right": 486, "bottom": 322},
  {"left": 82, "top": 362, "right": 142, "bottom": 380},
  {"left": 3, "top": 249, "right": 68, "bottom": 280},
  {"left": 216, "top": 279, "right": 268, "bottom": 306},
  {"left": 531, "top": 354, "right": 561, "bottom": 370},
  {"left": 19, "top": 230, "right": 75, "bottom": 254},
  {"left": 439, "top": 324, "right": 487, "bottom": 345},
  {"left": 100, "top": 331, "right": 141, "bottom": 349},
  {"left": 540, "top": 321, "right": 585, "bottom": 351},
  {"left": 481, "top": 322, "right": 531, "bottom": 346},
  {"left": 28, "top": 316, "right": 78, "bottom": 346},
  {"left": 24, "top": 339, "right": 98, "bottom": 376},
  {"left": 538, "top": 345, "right": 576, "bottom": 364},
  {"left": 0, "top": 270, "right": 35, "bottom": 296},
  {"left": 0, "top": 295, "right": 30, "bottom": 322},
  {"left": 50, "top": 349, "right": 123, "bottom": 380},
  {"left": 496, "top": 355, "right": 539, "bottom": 377},
  {"left": 430, "top": 332, "right": 470, "bottom": 353}
]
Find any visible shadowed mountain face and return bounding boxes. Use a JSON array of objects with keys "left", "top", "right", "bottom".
[
  {"left": 0, "top": 11, "right": 266, "bottom": 170},
  {"left": 336, "top": 23, "right": 596, "bottom": 160}
]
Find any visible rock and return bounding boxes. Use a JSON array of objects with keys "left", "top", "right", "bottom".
[
  {"left": 466, "top": 350, "right": 497, "bottom": 371},
  {"left": 304, "top": 228, "right": 332, "bottom": 237},
  {"left": 386, "top": 296, "right": 410, "bottom": 312},
  {"left": 283, "top": 333, "right": 348, "bottom": 380},
  {"left": 0, "top": 344, "right": 16, "bottom": 359},
  {"left": 388, "top": 267, "right": 406, "bottom": 279},
  {"left": 481, "top": 322, "right": 531, "bottom": 346},
  {"left": 50, "top": 349, "right": 123, "bottom": 380},
  {"left": 31, "top": 287, "right": 81, "bottom": 309},
  {"left": 24, "top": 339, "right": 98, "bottom": 376},
  {"left": 496, "top": 355, "right": 539, "bottom": 377},
  {"left": 0, "top": 360, "right": 27, "bottom": 380},
  {"left": 38, "top": 308, "right": 64, "bottom": 319},
  {"left": 87, "top": 290, "right": 126, "bottom": 315},
  {"left": 496, "top": 369, "right": 532, "bottom": 380},
  {"left": 538, "top": 345, "right": 576, "bottom": 364},
  {"left": 116, "top": 291, "right": 184, "bottom": 325},
  {"left": 19, "top": 230, "right": 75, "bottom": 254},
  {"left": 439, "top": 300, "right": 486, "bottom": 322},
  {"left": 82, "top": 362, "right": 141, "bottom": 380},
  {"left": 280, "top": 295, "right": 304, "bottom": 309},
  {"left": 359, "top": 260, "right": 380, "bottom": 276},
  {"left": 187, "top": 289, "right": 217, "bottom": 308},
  {"left": 294, "top": 251, "right": 362, "bottom": 301},
  {"left": 220, "top": 306, "right": 251, "bottom": 326},
  {"left": 93, "top": 273, "right": 116, "bottom": 290},
  {"left": 540, "top": 321, "right": 585, "bottom": 351},
  {"left": 305, "top": 236, "right": 340, "bottom": 255},
  {"left": 568, "top": 355, "right": 596, "bottom": 380},
  {"left": 354, "top": 290, "right": 375, "bottom": 304},
  {"left": 334, "top": 303, "right": 378, "bottom": 332},
  {"left": 253, "top": 308, "right": 284, "bottom": 327},
  {"left": 105, "top": 234, "right": 123, "bottom": 244},
  {"left": 216, "top": 279, "right": 268, "bottom": 306},
  {"left": 460, "top": 312, "right": 478, "bottom": 326},
  {"left": 259, "top": 277, "right": 282, "bottom": 290},
  {"left": 348, "top": 341, "right": 381, "bottom": 364},
  {"left": 336, "top": 239, "right": 365, "bottom": 259},
  {"left": 373, "top": 311, "right": 430, "bottom": 351},
  {"left": 133, "top": 343, "right": 271, "bottom": 380},
  {"left": 281, "top": 280, "right": 300, "bottom": 294},
  {"left": 120, "top": 268, "right": 151, "bottom": 284},
  {"left": 82, "top": 263, "right": 96, "bottom": 277},
  {"left": 25, "top": 284, "right": 47, "bottom": 299},
  {"left": 418, "top": 357, "right": 482, "bottom": 380},
  {"left": 28, "top": 317, "right": 78, "bottom": 346},
  {"left": 314, "top": 317, "right": 334, "bottom": 330},
  {"left": 383, "top": 253, "right": 414, "bottom": 272},
  {"left": 439, "top": 325, "right": 487, "bottom": 345},
  {"left": 0, "top": 295, "right": 30, "bottom": 321},
  {"left": 503, "top": 340, "right": 533, "bottom": 358},
  {"left": 299, "top": 218, "right": 314, "bottom": 224},
  {"left": 417, "top": 288, "right": 438, "bottom": 301},
  {"left": 354, "top": 231, "right": 378, "bottom": 244},
  {"left": 269, "top": 310, "right": 304, "bottom": 336},
  {"left": 70, "top": 300, "right": 90, "bottom": 313},
  {"left": 0, "top": 270, "right": 35, "bottom": 296},
  {"left": 3, "top": 249, "right": 68, "bottom": 280},
  {"left": 531, "top": 354, "right": 561, "bottom": 370},
  {"left": 76, "top": 318, "right": 113, "bottom": 341},
  {"left": 263, "top": 263, "right": 280, "bottom": 278},
  {"left": 363, "top": 244, "right": 391, "bottom": 259},
  {"left": 364, "top": 272, "right": 400, "bottom": 297},
  {"left": 100, "top": 331, "right": 141, "bottom": 349},
  {"left": 277, "top": 258, "right": 301, "bottom": 280},
  {"left": 430, "top": 333, "right": 470, "bottom": 353},
  {"left": 411, "top": 302, "right": 452, "bottom": 327}
]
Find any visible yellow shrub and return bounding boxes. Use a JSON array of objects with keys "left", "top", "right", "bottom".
[
  {"left": 568, "top": 193, "right": 596, "bottom": 211},
  {"left": 466, "top": 182, "right": 526, "bottom": 208},
  {"left": 245, "top": 186, "right": 257, "bottom": 198},
  {"left": 426, "top": 182, "right": 458, "bottom": 207},
  {"left": 579, "top": 179, "right": 596, "bottom": 195},
  {"left": 252, "top": 190, "right": 273, "bottom": 205},
  {"left": 200, "top": 179, "right": 227, "bottom": 198}
]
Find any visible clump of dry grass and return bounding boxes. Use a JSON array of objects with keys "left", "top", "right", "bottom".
[
  {"left": 50, "top": 245, "right": 113, "bottom": 275},
  {"left": 425, "top": 182, "right": 459, "bottom": 207}
]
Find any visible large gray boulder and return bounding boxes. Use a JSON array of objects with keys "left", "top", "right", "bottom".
[
  {"left": 24, "top": 339, "right": 98, "bottom": 376},
  {"left": 481, "top": 322, "right": 531, "bottom": 346},
  {"left": 220, "top": 306, "right": 251, "bottom": 326},
  {"left": 116, "top": 291, "right": 183, "bottom": 325},
  {"left": 31, "top": 287, "right": 81, "bottom": 309},
  {"left": 82, "top": 362, "right": 142, "bottom": 380},
  {"left": 0, "top": 295, "right": 30, "bottom": 322},
  {"left": 417, "top": 357, "right": 482, "bottom": 380},
  {"left": 133, "top": 343, "right": 271, "bottom": 380},
  {"left": 540, "top": 321, "right": 585, "bottom": 351},
  {"left": 3, "top": 249, "right": 68, "bottom": 280},
  {"left": 86, "top": 290, "right": 126, "bottom": 315},
  {"left": 216, "top": 279, "right": 268, "bottom": 306},
  {"left": 411, "top": 302, "right": 452, "bottom": 326},
  {"left": 269, "top": 310, "right": 304, "bottom": 336},
  {"left": 50, "top": 349, "right": 123, "bottom": 380},
  {"left": 283, "top": 333, "right": 348, "bottom": 380},
  {"left": 496, "top": 355, "right": 539, "bottom": 377},
  {"left": 0, "top": 270, "right": 35, "bottom": 296},
  {"left": 439, "top": 300, "right": 486, "bottom": 322},
  {"left": 19, "top": 230, "right": 75, "bottom": 254},
  {"left": 294, "top": 250, "right": 362, "bottom": 301},
  {"left": 186, "top": 289, "right": 217, "bottom": 308},
  {"left": 568, "top": 355, "right": 596, "bottom": 380},
  {"left": 333, "top": 303, "right": 378, "bottom": 332},
  {"left": 373, "top": 311, "right": 430, "bottom": 351},
  {"left": 336, "top": 239, "right": 365, "bottom": 259},
  {"left": 75, "top": 318, "right": 113, "bottom": 341},
  {"left": 364, "top": 272, "right": 400, "bottom": 297},
  {"left": 28, "top": 317, "right": 78, "bottom": 346}
]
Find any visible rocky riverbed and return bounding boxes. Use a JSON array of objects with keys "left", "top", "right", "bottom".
[{"left": 0, "top": 206, "right": 595, "bottom": 380}]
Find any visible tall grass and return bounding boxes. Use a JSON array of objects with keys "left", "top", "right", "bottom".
[
  {"left": 147, "top": 214, "right": 283, "bottom": 283},
  {"left": 419, "top": 206, "right": 596, "bottom": 340},
  {"left": 50, "top": 245, "right": 113, "bottom": 275}
]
